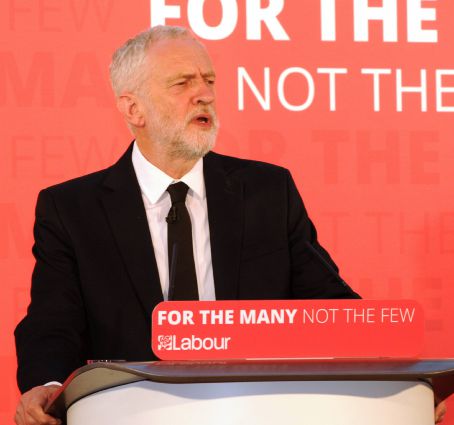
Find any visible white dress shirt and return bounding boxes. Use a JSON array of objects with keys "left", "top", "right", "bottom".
[{"left": 131, "top": 142, "right": 216, "bottom": 301}]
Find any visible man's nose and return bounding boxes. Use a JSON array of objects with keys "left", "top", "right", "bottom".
[{"left": 191, "top": 80, "right": 215, "bottom": 105}]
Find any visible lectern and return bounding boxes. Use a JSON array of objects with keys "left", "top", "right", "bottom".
[{"left": 48, "top": 359, "right": 454, "bottom": 425}]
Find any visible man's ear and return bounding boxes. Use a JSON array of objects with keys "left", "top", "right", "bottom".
[{"left": 116, "top": 93, "right": 145, "bottom": 128}]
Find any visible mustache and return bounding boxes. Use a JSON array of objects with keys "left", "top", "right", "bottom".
[{"left": 186, "top": 108, "right": 218, "bottom": 124}]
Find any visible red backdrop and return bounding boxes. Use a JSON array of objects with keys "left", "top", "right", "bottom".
[{"left": 1, "top": 0, "right": 453, "bottom": 422}]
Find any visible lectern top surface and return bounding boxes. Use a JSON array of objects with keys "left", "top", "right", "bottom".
[{"left": 47, "top": 359, "right": 454, "bottom": 419}]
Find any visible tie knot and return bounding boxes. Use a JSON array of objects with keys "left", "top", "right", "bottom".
[{"left": 167, "top": 182, "right": 189, "bottom": 204}]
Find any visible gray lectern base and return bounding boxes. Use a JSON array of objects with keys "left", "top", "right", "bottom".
[
  {"left": 68, "top": 380, "right": 433, "bottom": 425},
  {"left": 48, "top": 359, "right": 454, "bottom": 425}
]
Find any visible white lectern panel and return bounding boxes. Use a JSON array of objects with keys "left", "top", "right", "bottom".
[{"left": 67, "top": 380, "right": 433, "bottom": 425}]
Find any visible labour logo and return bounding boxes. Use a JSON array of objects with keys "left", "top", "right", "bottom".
[{"left": 157, "top": 335, "right": 173, "bottom": 350}]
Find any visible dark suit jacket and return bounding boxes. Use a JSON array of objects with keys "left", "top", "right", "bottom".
[{"left": 15, "top": 144, "right": 359, "bottom": 393}]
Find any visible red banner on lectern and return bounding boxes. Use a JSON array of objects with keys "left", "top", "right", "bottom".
[{"left": 152, "top": 300, "right": 424, "bottom": 360}]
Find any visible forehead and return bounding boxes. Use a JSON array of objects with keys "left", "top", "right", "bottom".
[{"left": 147, "top": 38, "right": 214, "bottom": 79}]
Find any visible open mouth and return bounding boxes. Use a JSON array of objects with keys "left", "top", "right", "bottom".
[{"left": 192, "top": 114, "right": 212, "bottom": 126}]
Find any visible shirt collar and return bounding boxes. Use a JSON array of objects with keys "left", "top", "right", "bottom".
[{"left": 132, "top": 142, "right": 205, "bottom": 204}]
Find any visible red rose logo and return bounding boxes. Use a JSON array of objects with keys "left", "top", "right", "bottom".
[{"left": 158, "top": 335, "right": 173, "bottom": 350}]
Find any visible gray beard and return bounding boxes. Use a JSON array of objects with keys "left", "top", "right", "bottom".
[{"left": 148, "top": 109, "right": 219, "bottom": 160}]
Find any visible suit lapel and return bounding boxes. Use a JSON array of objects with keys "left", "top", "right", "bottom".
[
  {"left": 99, "top": 144, "right": 163, "bottom": 319},
  {"left": 204, "top": 152, "right": 243, "bottom": 300}
]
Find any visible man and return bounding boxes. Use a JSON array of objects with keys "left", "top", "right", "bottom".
[{"left": 16, "top": 25, "right": 441, "bottom": 425}]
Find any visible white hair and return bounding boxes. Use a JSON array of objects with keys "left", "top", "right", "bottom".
[{"left": 109, "top": 25, "right": 194, "bottom": 97}]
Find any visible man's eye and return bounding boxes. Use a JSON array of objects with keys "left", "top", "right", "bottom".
[
  {"left": 207, "top": 80, "right": 215, "bottom": 85},
  {"left": 175, "top": 81, "right": 187, "bottom": 86}
]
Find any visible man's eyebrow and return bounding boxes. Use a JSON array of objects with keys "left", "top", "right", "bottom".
[
  {"left": 167, "top": 72, "right": 216, "bottom": 83},
  {"left": 202, "top": 71, "right": 216, "bottom": 79}
]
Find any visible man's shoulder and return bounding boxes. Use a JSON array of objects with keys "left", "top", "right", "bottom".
[
  {"left": 39, "top": 167, "right": 110, "bottom": 200},
  {"left": 38, "top": 144, "right": 133, "bottom": 201},
  {"left": 205, "top": 151, "right": 290, "bottom": 178},
  {"left": 32, "top": 166, "right": 116, "bottom": 221}
]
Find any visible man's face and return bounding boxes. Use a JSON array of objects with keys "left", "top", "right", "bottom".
[{"left": 139, "top": 37, "right": 219, "bottom": 160}]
